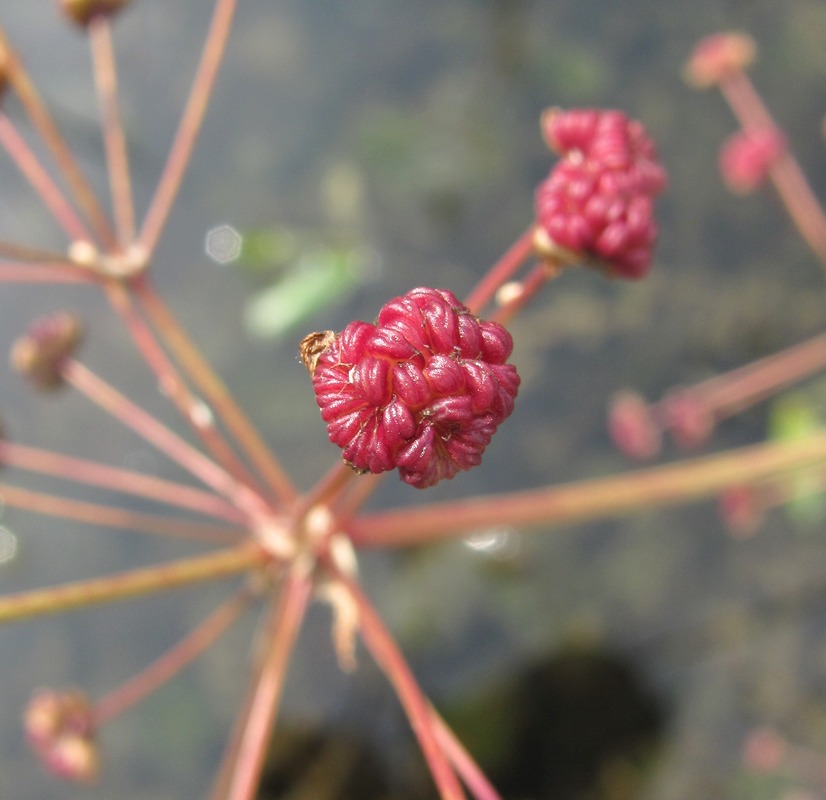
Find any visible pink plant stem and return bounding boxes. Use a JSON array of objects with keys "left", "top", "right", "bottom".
[
  {"left": 720, "top": 72, "right": 826, "bottom": 266},
  {"left": 88, "top": 16, "right": 136, "bottom": 246},
  {"left": 663, "top": 330, "right": 826, "bottom": 420},
  {"left": 0, "top": 440, "right": 246, "bottom": 524},
  {"left": 333, "top": 570, "right": 465, "bottom": 800},
  {"left": 217, "top": 570, "right": 312, "bottom": 800},
  {"left": 492, "top": 260, "right": 557, "bottom": 326},
  {"left": 463, "top": 227, "right": 536, "bottom": 315},
  {"left": 0, "top": 541, "right": 267, "bottom": 624},
  {"left": 134, "top": 276, "right": 298, "bottom": 505},
  {"left": 138, "top": 0, "right": 238, "bottom": 256},
  {"left": 93, "top": 586, "right": 255, "bottom": 726},
  {"left": 0, "top": 114, "right": 92, "bottom": 242},
  {"left": 104, "top": 281, "right": 270, "bottom": 496},
  {"left": 0, "top": 27, "right": 116, "bottom": 248},
  {"left": 430, "top": 707, "right": 503, "bottom": 800},
  {"left": 349, "top": 427, "right": 826, "bottom": 548},
  {"left": 0, "top": 482, "right": 243, "bottom": 543},
  {"left": 62, "top": 358, "right": 272, "bottom": 521},
  {"left": 0, "top": 241, "right": 73, "bottom": 262},
  {"left": 0, "top": 263, "right": 94, "bottom": 283}
]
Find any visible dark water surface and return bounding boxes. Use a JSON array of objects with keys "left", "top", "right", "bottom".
[{"left": 1, "top": 2, "right": 826, "bottom": 798}]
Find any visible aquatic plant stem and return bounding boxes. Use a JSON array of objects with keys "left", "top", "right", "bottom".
[
  {"left": 0, "top": 542, "right": 267, "bottom": 624},
  {"left": 93, "top": 586, "right": 255, "bottom": 726},
  {"left": 217, "top": 569, "right": 312, "bottom": 800},
  {"left": 0, "top": 440, "right": 246, "bottom": 524},
  {"left": 0, "top": 263, "right": 93, "bottom": 283},
  {"left": 103, "top": 281, "right": 270, "bottom": 495},
  {"left": 333, "top": 570, "right": 465, "bottom": 800},
  {"left": 350, "top": 428, "right": 826, "bottom": 547},
  {"left": 138, "top": 0, "right": 238, "bottom": 256},
  {"left": 464, "top": 226, "right": 536, "bottom": 315},
  {"left": 720, "top": 71, "right": 826, "bottom": 267},
  {"left": 88, "top": 16, "right": 135, "bottom": 246},
  {"left": 0, "top": 482, "right": 242, "bottom": 543},
  {"left": 133, "top": 276, "right": 298, "bottom": 505},
  {"left": 62, "top": 358, "right": 272, "bottom": 521},
  {"left": 0, "top": 26, "right": 116, "bottom": 248},
  {"left": 0, "top": 114, "right": 92, "bottom": 242}
]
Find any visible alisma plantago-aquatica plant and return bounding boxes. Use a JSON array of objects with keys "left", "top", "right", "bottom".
[{"left": 2, "top": 4, "right": 826, "bottom": 797}]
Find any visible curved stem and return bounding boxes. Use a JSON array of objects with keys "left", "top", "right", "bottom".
[
  {"left": 138, "top": 0, "right": 238, "bottom": 256},
  {"left": 89, "top": 16, "right": 135, "bottom": 246},
  {"left": 0, "top": 541, "right": 267, "bottom": 624},
  {"left": 350, "top": 428, "right": 826, "bottom": 547},
  {"left": 0, "top": 482, "right": 244, "bottom": 543},
  {"left": 94, "top": 586, "right": 256, "bottom": 726}
]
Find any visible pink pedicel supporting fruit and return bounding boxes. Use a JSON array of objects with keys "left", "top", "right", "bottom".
[
  {"left": 303, "top": 287, "right": 520, "bottom": 489},
  {"left": 535, "top": 108, "right": 667, "bottom": 279}
]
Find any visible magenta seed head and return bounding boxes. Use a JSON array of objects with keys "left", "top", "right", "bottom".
[
  {"left": 534, "top": 108, "right": 666, "bottom": 280},
  {"left": 304, "top": 287, "right": 520, "bottom": 488},
  {"left": 719, "top": 128, "right": 785, "bottom": 194}
]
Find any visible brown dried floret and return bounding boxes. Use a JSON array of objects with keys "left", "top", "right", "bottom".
[
  {"left": 11, "top": 312, "right": 84, "bottom": 391},
  {"left": 59, "top": 0, "right": 131, "bottom": 27}
]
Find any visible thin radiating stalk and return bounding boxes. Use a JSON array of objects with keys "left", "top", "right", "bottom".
[
  {"left": 720, "top": 71, "right": 826, "bottom": 268},
  {"left": 464, "top": 227, "right": 536, "bottom": 315},
  {"left": 138, "top": 0, "right": 238, "bottom": 255},
  {"left": 94, "top": 586, "right": 256, "bottom": 726},
  {"left": 0, "top": 241, "right": 73, "bottom": 263},
  {"left": 0, "top": 440, "right": 246, "bottom": 524},
  {"left": 134, "top": 277, "right": 298, "bottom": 505},
  {"left": 0, "top": 482, "right": 243, "bottom": 543},
  {"left": 0, "top": 114, "right": 92, "bottom": 242},
  {"left": 334, "top": 570, "right": 465, "bottom": 800},
  {"left": 0, "top": 263, "right": 93, "bottom": 283},
  {"left": 0, "top": 26, "right": 116, "bottom": 248},
  {"left": 103, "top": 281, "right": 271, "bottom": 496},
  {"left": 430, "top": 707, "right": 502, "bottom": 800},
  {"left": 349, "top": 428, "right": 826, "bottom": 548},
  {"left": 0, "top": 542, "right": 267, "bottom": 624},
  {"left": 62, "top": 359, "right": 272, "bottom": 521},
  {"left": 213, "top": 570, "right": 312, "bottom": 800},
  {"left": 88, "top": 16, "right": 136, "bottom": 246}
]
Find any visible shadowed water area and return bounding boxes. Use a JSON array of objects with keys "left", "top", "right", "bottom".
[{"left": 1, "top": 1, "right": 826, "bottom": 798}]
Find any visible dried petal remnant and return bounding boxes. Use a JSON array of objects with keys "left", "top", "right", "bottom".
[
  {"left": 11, "top": 312, "right": 84, "bottom": 391},
  {"left": 684, "top": 32, "right": 756, "bottom": 89},
  {"left": 307, "top": 287, "right": 520, "bottom": 488}
]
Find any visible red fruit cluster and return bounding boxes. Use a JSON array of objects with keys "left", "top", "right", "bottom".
[
  {"left": 535, "top": 108, "right": 667, "bottom": 279},
  {"left": 306, "top": 288, "right": 520, "bottom": 489}
]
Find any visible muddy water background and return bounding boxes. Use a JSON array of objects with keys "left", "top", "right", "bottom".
[{"left": 1, "top": 2, "right": 826, "bottom": 798}]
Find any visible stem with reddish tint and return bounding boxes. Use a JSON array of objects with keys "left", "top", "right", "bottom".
[
  {"left": 0, "top": 114, "right": 92, "bottom": 242},
  {"left": 0, "top": 440, "right": 245, "bottom": 524},
  {"left": 0, "top": 27, "right": 116, "bottom": 248},
  {"left": 720, "top": 71, "right": 826, "bottom": 267},
  {"left": 103, "top": 280, "right": 270, "bottom": 496},
  {"left": 0, "top": 542, "right": 267, "bottom": 624},
  {"left": 335, "top": 571, "right": 465, "bottom": 800},
  {"left": 94, "top": 587, "right": 255, "bottom": 726},
  {"left": 134, "top": 276, "right": 298, "bottom": 505},
  {"left": 0, "top": 263, "right": 94, "bottom": 283},
  {"left": 61, "top": 359, "right": 271, "bottom": 521},
  {"left": 214, "top": 570, "right": 312, "bottom": 800},
  {"left": 0, "top": 482, "right": 242, "bottom": 543},
  {"left": 349, "top": 427, "right": 826, "bottom": 548},
  {"left": 138, "top": 0, "right": 238, "bottom": 255},
  {"left": 464, "top": 227, "right": 536, "bottom": 315},
  {"left": 88, "top": 16, "right": 135, "bottom": 246}
]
